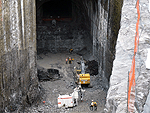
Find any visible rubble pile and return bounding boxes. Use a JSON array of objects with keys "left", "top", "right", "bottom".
[
  {"left": 37, "top": 65, "right": 61, "bottom": 81},
  {"left": 86, "top": 60, "right": 98, "bottom": 76}
]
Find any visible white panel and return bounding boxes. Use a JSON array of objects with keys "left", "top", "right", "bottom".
[
  {"left": 143, "top": 90, "right": 150, "bottom": 113},
  {"left": 149, "top": 0, "right": 150, "bottom": 12},
  {"left": 146, "top": 48, "right": 150, "bottom": 69}
]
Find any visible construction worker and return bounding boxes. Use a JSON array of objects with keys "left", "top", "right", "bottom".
[
  {"left": 69, "top": 49, "right": 73, "bottom": 54},
  {"left": 90, "top": 100, "right": 97, "bottom": 111},
  {"left": 52, "top": 19, "right": 56, "bottom": 28},
  {"left": 69, "top": 57, "right": 72, "bottom": 64},
  {"left": 66, "top": 58, "right": 68, "bottom": 64}
]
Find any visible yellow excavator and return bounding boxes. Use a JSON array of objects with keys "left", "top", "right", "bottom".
[{"left": 74, "top": 57, "right": 90, "bottom": 86}]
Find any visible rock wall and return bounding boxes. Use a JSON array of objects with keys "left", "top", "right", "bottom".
[
  {"left": 36, "top": 23, "right": 88, "bottom": 53},
  {"left": 106, "top": 0, "right": 150, "bottom": 112},
  {"left": 82, "top": 0, "right": 123, "bottom": 86},
  {"left": 85, "top": 0, "right": 111, "bottom": 88},
  {"left": 0, "top": 0, "right": 39, "bottom": 112}
]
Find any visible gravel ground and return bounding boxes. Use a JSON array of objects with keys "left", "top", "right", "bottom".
[{"left": 25, "top": 53, "right": 107, "bottom": 113}]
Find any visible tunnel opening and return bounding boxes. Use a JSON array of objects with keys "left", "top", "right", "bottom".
[{"left": 36, "top": 0, "right": 92, "bottom": 55}]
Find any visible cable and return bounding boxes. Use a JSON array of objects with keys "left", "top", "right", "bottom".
[{"left": 128, "top": 0, "right": 140, "bottom": 112}]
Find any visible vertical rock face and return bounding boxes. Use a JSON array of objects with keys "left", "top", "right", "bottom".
[
  {"left": 106, "top": 0, "right": 150, "bottom": 112},
  {"left": 83, "top": 0, "right": 111, "bottom": 88},
  {"left": 82, "top": 0, "right": 123, "bottom": 86},
  {"left": 0, "top": 0, "right": 39, "bottom": 112}
]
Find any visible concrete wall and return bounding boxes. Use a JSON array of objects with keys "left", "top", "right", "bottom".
[{"left": 0, "top": 0, "right": 39, "bottom": 112}]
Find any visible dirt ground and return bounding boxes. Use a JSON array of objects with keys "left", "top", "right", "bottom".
[{"left": 25, "top": 53, "right": 107, "bottom": 113}]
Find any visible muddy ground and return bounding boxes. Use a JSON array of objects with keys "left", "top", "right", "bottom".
[{"left": 25, "top": 53, "right": 107, "bottom": 113}]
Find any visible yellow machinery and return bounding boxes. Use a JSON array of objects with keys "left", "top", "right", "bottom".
[
  {"left": 75, "top": 70, "right": 90, "bottom": 85},
  {"left": 74, "top": 57, "right": 90, "bottom": 85}
]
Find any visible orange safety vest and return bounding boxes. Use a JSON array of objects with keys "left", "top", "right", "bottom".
[{"left": 66, "top": 58, "right": 68, "bottom": 61}]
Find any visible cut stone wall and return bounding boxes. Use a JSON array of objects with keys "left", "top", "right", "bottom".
[
  {"left": 82, "top": 0, "right": 123, "bottom": 86},
  {"left": 0, "top": 0, "right": 39, "bottom": 112},
  {"left": 82, "top": 0, "right": 110, "bottom": 89}
]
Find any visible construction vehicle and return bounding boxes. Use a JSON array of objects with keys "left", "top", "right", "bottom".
[
  {"left": 74, "top": 56, "right": 90, "bottom": 85},
  {"left": 58, "top": 86, "right": 85, "bottom": 108}
]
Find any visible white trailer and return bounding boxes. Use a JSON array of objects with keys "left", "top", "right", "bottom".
[
  {"left": 57, "top": 87, "right": 85, "bottom": 108},
  {"left": 58, "top": 94, "right": 74, "bottom": 108}
]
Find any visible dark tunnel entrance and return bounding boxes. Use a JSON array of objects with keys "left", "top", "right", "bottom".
[
  {"left": 43, "top": 0, "right": 72, "bottom": 18},
  {"left": 36, "top": 0, "right": 93, "bottom": 55}
]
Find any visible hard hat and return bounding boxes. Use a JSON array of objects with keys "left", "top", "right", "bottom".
[{"left": 92, "top": 100, "right": 93, "bottom": 101}]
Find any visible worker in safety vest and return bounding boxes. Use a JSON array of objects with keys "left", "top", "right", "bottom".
[
  {"left": 66, "top": 58, "right": 68, "bottom": 64},
  {"left": 69, "top": 49, "right": 73, "bottom": 54},
  {"left": 90, "top": 100, "right": 97, "bottom": 111},
  {"left": 69, "top": 57, "right": 72, "bottom": 64}
]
